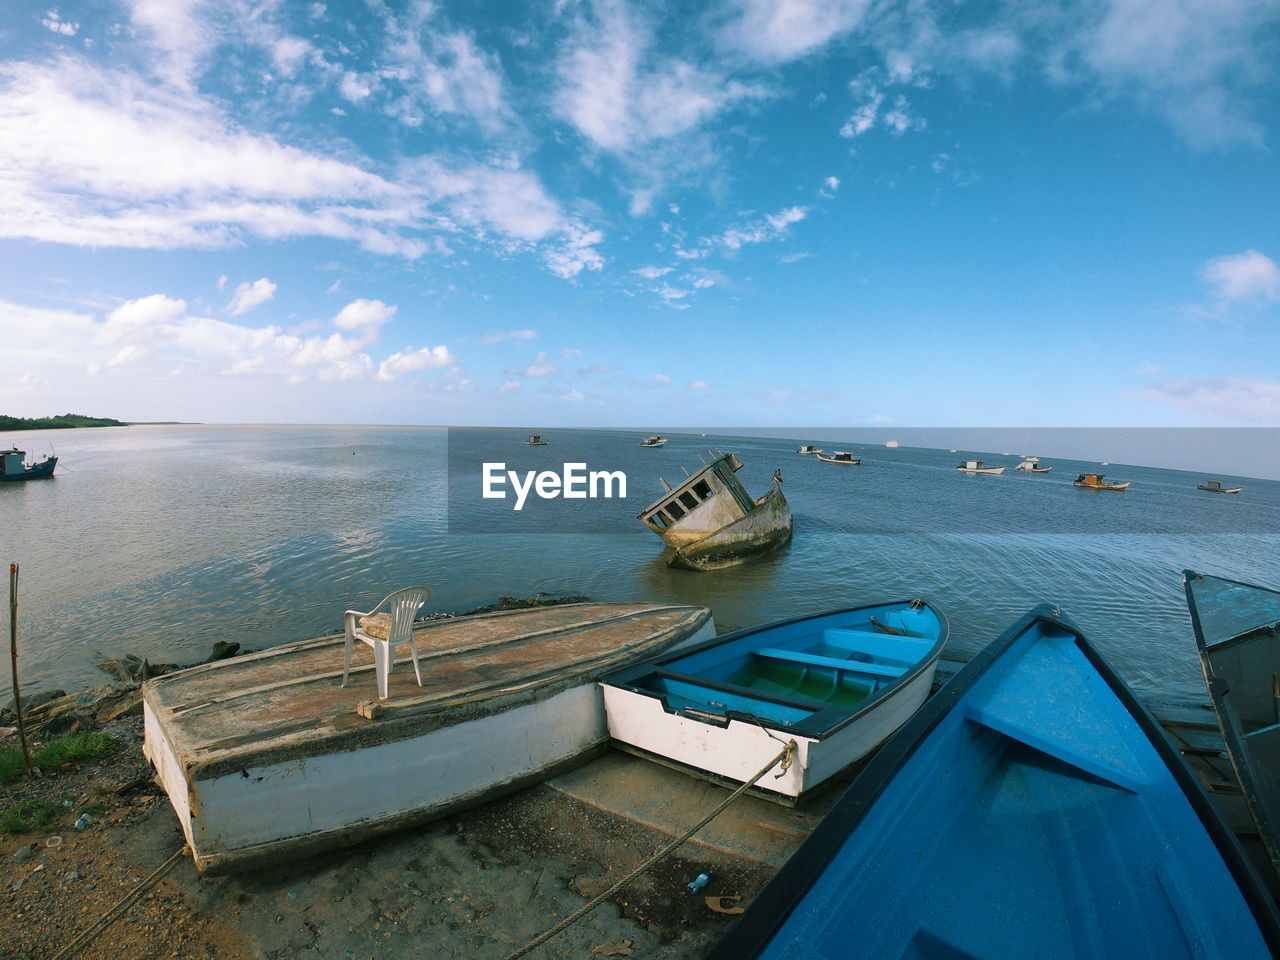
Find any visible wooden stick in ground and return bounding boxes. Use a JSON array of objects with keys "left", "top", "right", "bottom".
[{"left": 9, "top": 562, "right": 33, "bottom": 775}]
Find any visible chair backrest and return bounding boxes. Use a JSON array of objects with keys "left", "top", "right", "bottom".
[{"left": 373, "top": 586, "right": 431, "bottom": 643}]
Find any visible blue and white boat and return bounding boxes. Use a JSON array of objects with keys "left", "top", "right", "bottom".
[
  {"left": 708, "top": 604, "right": 1280, "bottom": 959},
  {"left": 0, "top": 446, "right": 57, "bottom": 481},
  {"left": 1186, "top": 570, "right": 1280, "bottom": 877},
  {"left": 600, "top": 599, "right": 947, "bottom": 800}
]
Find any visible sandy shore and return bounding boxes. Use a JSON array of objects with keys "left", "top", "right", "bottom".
[{"left": 1, "top": 710, "right": 776, "bottom": 960}]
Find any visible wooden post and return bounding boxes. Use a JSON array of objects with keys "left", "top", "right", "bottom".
[{"left": 9, "top": 563, "right": 33, "bottom": 776}]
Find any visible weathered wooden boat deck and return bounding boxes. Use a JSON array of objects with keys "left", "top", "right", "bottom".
[{"left": 145, "top": 603, "right": 710, "bottom": 778}]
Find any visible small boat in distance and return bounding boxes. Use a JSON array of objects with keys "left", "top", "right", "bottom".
[
  {"left": 601, "top": 599, "right": 947, "bottom": 801},
  {"left": 706, "top": 604, "right": 1280, "bottom": 960},
  {"left": 1074, "top": 472, "right": 1130, "bottom": 491},
  {"left": 526, "top": 433, "right": 549, "bottom": 445},
  {"left": 1185, "top": 570, "right": 1280, "bottom": 876},
  {"left": 1015, "top": 456, "right": 1052, "bottom": 473},
  {"left": 956, "top": 458, "right": 1005, "bottom": 475},
  {"left": 816, "top": 451, "right": 861, "bottom": 465},
  {"left": 144, "top": 602, "right": 714, "bottom": 874},
  {"left": 0, "top": 446, "right": 57, "bottom": 481},
  {"left": 1198, "top": 479, "right": 1243, "bottom": 494},
  {"left": 885, "top": 440, "right": 900, "bottom": 448},
  {"left": 637, "top": 451, "right": 791, "bottom": 571},
  {"left": 796, "top": 444, "right": 822, "bottom": 455},
  {"left": 639, "top": 435, "right": 668, "bottom": 447}
]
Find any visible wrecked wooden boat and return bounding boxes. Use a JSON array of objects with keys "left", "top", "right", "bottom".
[
  {"left": 0, "top": 446, "right": 57, "bottom": 480},
  {"left": 637, "top": 451, "right": 792, "bottom": 571},
  {"left": 1073, "top": 471, "right": 1130, "bottom": 490},
  {"left": 1198, "top": 479, "right": 1243, "bottom": 494},
  {"left": 1185, "top": 570, "right": 1280, "bottom": 876},
  {"left": 708, "top": 604, "right": 1280, "bottom": 959},
  {"left": 143, "top": 602, "right": 713, "bottom": 874},
  {"left": 816, "top": 451, "right": 860, "bottom": 465},
  {"left": 600, "top": 599, "right": 947, "bottom": 801},
  {"left": 955, "top": 458, "right": 1005, "bottom": 475}
]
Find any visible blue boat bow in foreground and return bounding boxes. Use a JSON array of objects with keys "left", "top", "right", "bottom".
[{"left": 709, "top": 604, "right": 1280, "bottom": 959}]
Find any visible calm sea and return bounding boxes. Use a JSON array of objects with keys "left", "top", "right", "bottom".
[{"left": 3, "top": 424, "right": 1277, "bottom": 707}]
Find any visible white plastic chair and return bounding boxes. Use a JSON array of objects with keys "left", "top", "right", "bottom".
[{"left": 341, "top": 586, "right": 431, "bottom": 700}]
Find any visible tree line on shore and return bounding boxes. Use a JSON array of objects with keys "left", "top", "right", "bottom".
[{"left": 0, "top": 413, "right": 126, "bottom": 431}]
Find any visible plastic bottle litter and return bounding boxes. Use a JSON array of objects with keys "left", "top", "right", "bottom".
[
  {"left": 686, "top": 872, "right": 711, "bottom": 894},
  {"left": 73, "top": 814, "right": 91, "bottom": 831}
]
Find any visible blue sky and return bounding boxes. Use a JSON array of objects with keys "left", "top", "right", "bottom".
[{"left": 1, "top": 0, "right": 1278, "bottom": 428}]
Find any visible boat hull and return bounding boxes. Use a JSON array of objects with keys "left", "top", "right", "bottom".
[
  {"left": 1198, "top": 485, "right": 1243, "bottom": 494},
  {"left": 601, "top": 600, "right": 947, "bottom": 800},
  {"left": 143, "top": 603, "right": 713, "bottom": 874},
  {"left": 1074, "top": 480, "right": 1130, "bottom": 490},
  {"left": 956, "top": 466, "right": 1005, "bottom": 475},
  {"left": 708, "top": 605, "right": 1280, "bottom": 959},
  {"left": 1185, "top": 570, "right": 1280, "bottom": 877},
  {"left": 815, "top": 455, "right": 860, "bottom": 465},
  {"left": 669, "top": 485, "right": 792, "bottom": 570},
  {"left": 0, "top": 456, "right": 57, "bottom": 480}
]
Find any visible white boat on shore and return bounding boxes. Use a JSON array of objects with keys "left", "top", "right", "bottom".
[
  {"left": 601, "top": 599, "right": 948, "bottom": 802},
  {"left": 143, "top": 602, "right": 713, "bottom": 874},
  {"left": 956, "top": 458, "right": 1005, "bottom": 475}
]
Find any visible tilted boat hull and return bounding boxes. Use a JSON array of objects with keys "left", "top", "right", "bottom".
[
  {"left": 0, "top": 455, "right": 57, "bottom": 480},
  {"left": 708, "top": 604, "right": 1280, "bottom": 959},
  {"left": 669, "top": 485, "right": 792, "bottom": 570},
  {"left": 1186, "top": 570, "right": 1280, "bottom": 877},
  {"left": 601, "top": 600, "right": 947, "bottom": 800},
  {"left": 143, "top": 603, "right": 713, "bottom": 874}
]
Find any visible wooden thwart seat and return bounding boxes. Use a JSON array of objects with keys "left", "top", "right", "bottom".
[{"left": 754, "top": 647, "right": 908, "bottom": 678}]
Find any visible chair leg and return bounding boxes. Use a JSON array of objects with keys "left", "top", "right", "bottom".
[
  {"left": 409, "top": 636, "right": 423, "bottom": 687},
  {"left": 341, "top": 635, "right": 354, "bottom": 687},
  {"left": 375, "top": 643, "right": 390, "bottom": 700}
]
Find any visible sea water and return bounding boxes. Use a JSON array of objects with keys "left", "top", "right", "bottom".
[{"left": 2, "top": 423, "right": 1277, "bottom": 706}]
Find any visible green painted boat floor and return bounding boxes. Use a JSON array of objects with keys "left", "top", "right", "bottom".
[{"left": 727, "top": 660, "right": 873, "bottom": 709}]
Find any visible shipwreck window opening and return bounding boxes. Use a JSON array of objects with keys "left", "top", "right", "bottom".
[
  {"left": 693, "top": 480, "right": 713, "bottom": 500},
  {"left": 666, "top": 501, "right": 686, "bottom": 520},
  {"left": 679, "top": 492, "right": 698, "bottom": 510},
  {"left": 651, "top": 511, "right": 669, "bottom": 529}
]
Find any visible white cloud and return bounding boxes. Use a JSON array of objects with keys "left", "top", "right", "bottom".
[
  {"left": 689, "top": 379, "right": 711, "bottom": 389},
  {"left": 1139, "top": 376, "right": 1280, "bottom": 422},
  {"left": 1200, "top": 250, "right": 1280, "bottom": 308},
  {"left": 41, "top": 11, "right": 79, "bottom": 36},
  {"left": 819, "top": 176, "right": 840, "bottom": 197},
  {"left": 227, "top": 277, "right": 277, "bottom": 316},
  {"left": 376, "top": 345, "right": 455, "bottom": 380},
  {"left": 720, "top": 0, "right": 875, "bottom": 64},
  {"left": 561, "top": 348, "right": 584, "bottom": 359},
  {"left": 496, "top": 379, "right": 523, "bottom": 393},
  {"left": 634, "top": 265, "right": 674, "bottom": 279},
  {"left": 653, "top": 373, "right": 672, "bottom": 385},
  {"left": 840, "top": 87, "right": 924, "bottom": 138},
  {"left": 340, "top": 72, "right": 374, "bottom": 103},
  {"left": 480, "top": 329, "right": 538, "bottom": 345},
  {"left": 525, "top": 352, "right": 557, "bottom": 377},
  {"left": 673, "top": 206, "right": 810, "bottom": 260},
  {"left": 333, "top": 299, "right": 397, "bottom": 331}
]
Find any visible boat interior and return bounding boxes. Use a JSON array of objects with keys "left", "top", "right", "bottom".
[{"left": 613, "top": 603, "right": 941, "bottom": 729}]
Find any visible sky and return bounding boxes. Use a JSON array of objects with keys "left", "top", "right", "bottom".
[{"left": 1, "top": 0, "right": 1278, "bottom": 430}]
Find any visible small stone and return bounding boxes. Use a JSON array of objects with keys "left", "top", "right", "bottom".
[{"left": 13, "top": 844, "right": 36, "bottom": 862}]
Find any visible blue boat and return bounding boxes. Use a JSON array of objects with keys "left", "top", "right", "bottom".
[
  {"left": 600, "top": 599, "right": 947, "bottom": 801},
  {"left": 0, "top": 446, "right": 57, "bottom": 481},
  {"left": 708, "top": 605, "right": 1280, "bottom": 959},
  {"left": 1185, "top": 569, "right": 1280, "bottom": 877}
]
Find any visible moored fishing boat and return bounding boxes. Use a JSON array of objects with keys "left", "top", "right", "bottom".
[
  {"left": 815, "top": 450, "right": 860, "bottom": 465},
  {"left": 955, "top": 458, "right": 1005, "bottom": 475},
  {"left": 526, "top": 433, "right": 549, "bottom": 445},
  {"left": 600, "top": 599, "right": 947, "bottom": 801},
  {"left": 1198, "top": 479, "right": 1243, "bottom": 494},
  {"left": 143, "top": 602, "right": 713, "bottom": 874},
  {"left": 1074, "top": 471, "right": 1130, "bottom": 490},
  {"left": 1185, "top": 570, "right": 1280, "bottom": 876},
  {"left": 1015, "top": 456, "right": 1052, "bottom": 473},
  {"left": 637, "top": 451, "right": 791, "bottom": 571},
  {"left": 707, "top": 604, "right": 1280, "bottom": 959},
  {"left": 796, "top": 444, "right": 821, "bottom": 455},
  {"left": 640, "top": 435, "right": 668, "bottom": 447},
  {"left": 0, "top": 446, "right": 57, "bottom": 480}
]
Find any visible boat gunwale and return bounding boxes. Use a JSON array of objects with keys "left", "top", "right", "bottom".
[
  {"left": 601, "top": 599, "right": 948, "bottom": 740},
  {"left": 707, "top": 602, "right": 1280, "bottom": 959},
  {"left": 1185, "top": 569, "right": 1280, "bottom": 878}
]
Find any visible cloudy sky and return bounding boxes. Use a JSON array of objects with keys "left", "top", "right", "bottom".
[{"left": 1, "top": 0, "right": 1277, "bottom": 427}]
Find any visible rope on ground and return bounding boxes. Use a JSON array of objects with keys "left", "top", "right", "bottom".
[
  {"left": 503, "top": 739, "right": 797, "bottom": 960},
  {"left": 49, "top": 844, "right": 188, "bottom": 960}
]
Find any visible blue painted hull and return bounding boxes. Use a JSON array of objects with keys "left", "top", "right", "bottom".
[
  {"left": 0, "top": 455, "right": 57, "bottom": 480},
  {"left": 709, "top": 605, "right": 1280, "bottom": 959}
]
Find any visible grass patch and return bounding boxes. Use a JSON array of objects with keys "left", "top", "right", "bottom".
[
  {"left": 33, "top": 732, "right": 115, "bottom": 771},
  {"left": 1, "top": 798, "right": 61, "bottom": 833},
  {"left": 0, "top": 747, "right": 29, "bottom": 785}
]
